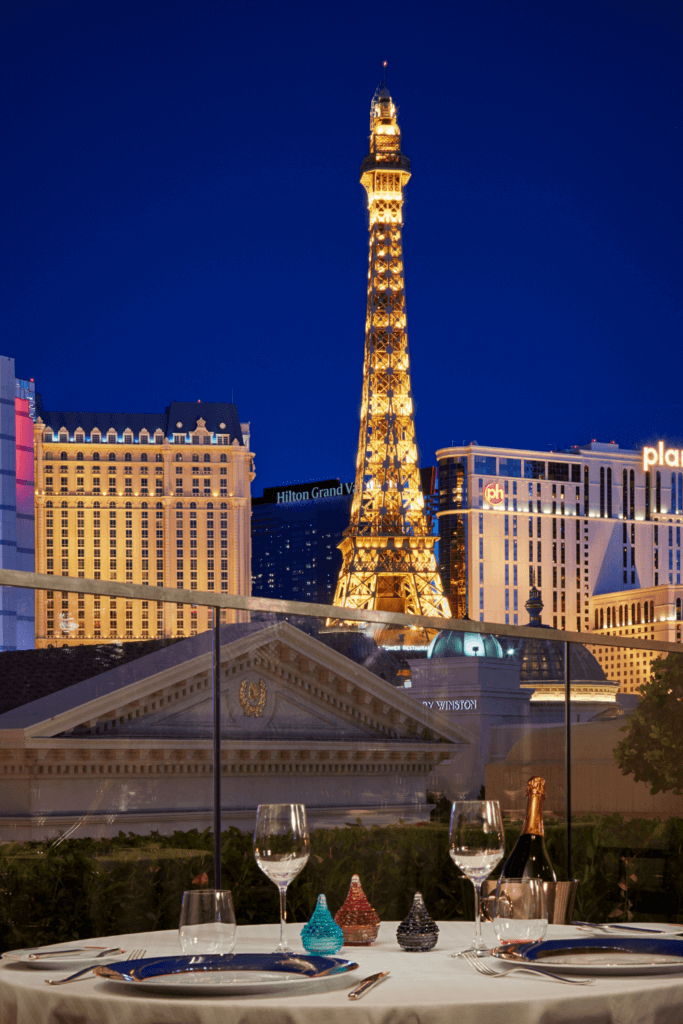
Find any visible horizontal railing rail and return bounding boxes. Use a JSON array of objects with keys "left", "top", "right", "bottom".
[{"left": 0, "top": 567, "right": 679, "bottom": 655}]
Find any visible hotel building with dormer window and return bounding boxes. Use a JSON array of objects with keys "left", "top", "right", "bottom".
[{"left": 32, "top": 398, "right": 254, "bottom": 648}]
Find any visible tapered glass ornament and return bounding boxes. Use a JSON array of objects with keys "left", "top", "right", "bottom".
[
  {"left": 300, "top": 894, "right": 344, "bottom": 955},
  {"left": 334, "top": 874, "right": 380, "bottom": 945},
  {"left": 396, "top": 892, "right": 439, "bottom": 951}
]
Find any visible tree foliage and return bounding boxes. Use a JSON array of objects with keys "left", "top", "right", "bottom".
[{"left": 614, "top": 653, "right": 683, "bottom": 795}]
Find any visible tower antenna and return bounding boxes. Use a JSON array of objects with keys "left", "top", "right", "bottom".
[{"left": 382, "top": 60, "right": 387, "bottom": 86}]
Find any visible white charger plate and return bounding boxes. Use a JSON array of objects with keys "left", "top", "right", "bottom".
[
  {"left": 95, "top": 953, "right": 359, "bottom": 996},
  {"left": 2, "top": 947, "right": 125, "bottom": 970}
]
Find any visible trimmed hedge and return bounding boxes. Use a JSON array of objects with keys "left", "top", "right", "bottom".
[{"left": 1, "top": 815, "right": 681, "bottom": 951}]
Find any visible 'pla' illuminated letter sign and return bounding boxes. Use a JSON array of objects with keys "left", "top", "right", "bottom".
[
  {"left": 643, "top": 443, "right": 683, "bottom": 471},
  {"left": 484, "top": 482, "right": 505, "bottom": 506}
]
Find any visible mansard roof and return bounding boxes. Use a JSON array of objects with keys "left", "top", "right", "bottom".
[{"left": 34, "top": 397, "right": 244, "bottom": 444}]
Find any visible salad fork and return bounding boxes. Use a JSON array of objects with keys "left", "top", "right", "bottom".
[
  {"left": 45, "top": 948, "right": 146, "bottom": 985},
  {"left": 462, "top": 949, "right": 593, "bottom": 985}
]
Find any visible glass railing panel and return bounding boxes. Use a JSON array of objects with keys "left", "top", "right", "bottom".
[
  {"left": 0, "top": 589, "right": 219, "bottom": 950},
  {"left": 572, "top": 636, "right": 683, "bottom": 926}
]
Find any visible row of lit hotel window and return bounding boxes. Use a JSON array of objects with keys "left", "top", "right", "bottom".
[
  {"left": 472, "top": 471, "right": 683, "bottom": 521},
  {"left": 45, "top": 594, "right": 208, "bottom": 639},
  {"left": 45, "top": 467, "right": 229, "bottom": 474},
  {"left": 45, "top": 481, "right": 228, "bottom": 495},
  {"left": 43, "top": 506, "right": 230, "bottom": 591},
  {"left": 602, "top": 468, "right": 683, "bottom": 519},
  {"left": 42, "top": 429, "right": 236, "bottom": 445},
  {"left": 594, "top": 600, "right": 682, "bottom": 629},
  {"left": 44, "top": 451, "right": 232, "bottom": 461}
]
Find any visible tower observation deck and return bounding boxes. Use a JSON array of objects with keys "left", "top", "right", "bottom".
[{"left": 330, "top": 86, "right": 451, "bottom": 636}]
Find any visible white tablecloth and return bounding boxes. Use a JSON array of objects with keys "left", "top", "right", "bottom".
[{"left": 2, "top": 922, "right": 683, "bottom": 1024}]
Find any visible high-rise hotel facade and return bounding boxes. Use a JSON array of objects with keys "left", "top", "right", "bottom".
[
  {"left": 436, "top": 439, "right": 683, "bottom": 641},
  {"left": 33, "top": 400, "right": 254, "bottom": 647}
]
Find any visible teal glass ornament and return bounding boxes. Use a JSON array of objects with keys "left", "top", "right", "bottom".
[{"left": 301, "top": 894, "right": 344, "bottom": 955}]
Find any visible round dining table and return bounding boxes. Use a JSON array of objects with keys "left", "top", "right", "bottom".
[{"left": 2, "top": 920, "right": 683, "bottom": 1024}]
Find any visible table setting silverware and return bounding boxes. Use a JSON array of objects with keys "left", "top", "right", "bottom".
[
  {"left": 462, "top": 949, "right": 593, "bottom": 985},
  {"left": 45, "top": 948, "right": 146, "bottom": 985},
  {"left": 571, "top": 921, "right": 677, "bottom": 935},
  {"left": 348, "top": 971, "right": 390, "bottom": 999},
  {"left": 28, "top": 947, "right": 123, "bottom": 960}
]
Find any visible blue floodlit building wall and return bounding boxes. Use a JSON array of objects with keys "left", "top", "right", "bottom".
[{"left": 0, "top": 355, "right": 36, "bottom": 650}]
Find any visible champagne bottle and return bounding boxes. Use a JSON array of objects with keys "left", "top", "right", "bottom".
[{"left": 500, "top": 776, "right": 557, "bottom": 881}]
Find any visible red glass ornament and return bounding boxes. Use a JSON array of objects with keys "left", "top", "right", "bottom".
[{"left": 334, "top": 874, "right": 380, "bottom": 945}]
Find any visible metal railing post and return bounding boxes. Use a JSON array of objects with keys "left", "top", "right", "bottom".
[
  {"left": 212, "top": 606, "right": 221, "bottom": 889},
  {"left": 564, "top": 640, "right": 572, "bottom": 880}
]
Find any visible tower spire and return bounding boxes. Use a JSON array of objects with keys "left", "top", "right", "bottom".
[{"left": 330, "top": 88, "right": 451, "bottom": 638}]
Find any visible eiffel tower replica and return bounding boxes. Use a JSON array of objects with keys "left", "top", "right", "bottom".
[{"left": 329, "top": 83, "right": 451, "bottom": 647}]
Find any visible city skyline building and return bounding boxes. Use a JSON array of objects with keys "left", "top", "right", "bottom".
[
  {"left": 331, "top": 86, "right": 450, "bottom": 629},
  {"left": 32, "top": 399, "right": 253, "bottom": 647},
  {"left": 252, "top": 478, "right": 353, "bottom": 605},
  {"left": 0, "top": 355, "right": 36, "bottom": 651},
  {"left": 436, "top": 439, "right": 683, "bottom": 683},
  {"left": 589, "top": 582, "right": 682, "bottom": 694},
  {"left": 252, "top": 468, "right": 439, "bottom": 606}
]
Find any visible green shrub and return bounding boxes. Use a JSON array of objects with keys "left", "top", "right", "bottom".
[{"left": 1, "top": 816, "right": 681, "bottom": 950}]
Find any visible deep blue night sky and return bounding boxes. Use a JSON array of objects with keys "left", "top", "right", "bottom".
[{"left": 3, "top": 1, "right": 681, "bottom": 493}]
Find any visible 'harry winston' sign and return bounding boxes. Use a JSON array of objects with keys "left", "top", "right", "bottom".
[{"left": 422, "top": 699, "right": 478, "bottom": 712}]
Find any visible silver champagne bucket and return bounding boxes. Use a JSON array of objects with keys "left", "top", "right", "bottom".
[{"left": 481, "top": 879, "right": 578, "bottom": 925}]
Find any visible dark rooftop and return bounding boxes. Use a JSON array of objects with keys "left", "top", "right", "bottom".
[
  {"left": 34, "top": 398, "right": 245, "bottom": 445},
  {"left": 0, "top": 639, "right": 183, "bottom": 715}
]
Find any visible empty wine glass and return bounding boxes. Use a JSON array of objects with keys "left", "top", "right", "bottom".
[
  {"left": 493, "top": 877, "right": 548, "bottom": 945},
  {"left": 178, "top": 889, "right": 236, "bottom": 954},
  {"left": 254, "top": 803, "right": 310, "bottom": 953},
  {"left": 449, "top": 800, "right": 505, "bottom": 955}
]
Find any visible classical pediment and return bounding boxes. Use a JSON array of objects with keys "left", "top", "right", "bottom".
[{"left": 0, "top": 622, "right": 472, "bottom": 749}]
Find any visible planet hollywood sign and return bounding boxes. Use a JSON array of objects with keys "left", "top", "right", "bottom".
[
  {"left": 483, "top": 482, "right": 504, "bottom": 506},
  {"left": 643, "top": 443, "right": 683, "bottom": 471},
  {"left": 422, "top": 699, "right": 477, "bottom": 712}
]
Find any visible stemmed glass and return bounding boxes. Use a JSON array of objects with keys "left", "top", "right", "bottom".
[
  {"left": 448, "top": 800, "right": 505, "bottom": 955},
  {"left": 254, "top": 803, "right": 310, "bottom": 953}
]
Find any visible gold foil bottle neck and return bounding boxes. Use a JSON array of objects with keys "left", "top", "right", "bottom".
[
  {"left": 526, "top": 776, "right": 546, "bottom": 798},
  {"left": 523, "top": 775, "right": 546, "bottom": 836}
]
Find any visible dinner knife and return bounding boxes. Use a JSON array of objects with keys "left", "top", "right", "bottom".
[
  {"left": 27, "top": 947, "right": 124, "bottom": 960},
  {"left": 348, "top": 971, "right": 390, "bottom": 1000},
  {"left": 572, "top": 921, "right": 672, "bottom": 935}
]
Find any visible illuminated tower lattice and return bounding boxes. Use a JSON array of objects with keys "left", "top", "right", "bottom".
[{"left": 331, "top": 86, "right": 451, "bottom": 628}]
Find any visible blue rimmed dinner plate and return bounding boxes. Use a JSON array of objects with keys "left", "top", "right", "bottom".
[
  {"left": 492, "top": 936, "right": 683, "bottom": 976},
  {"left": 94, "top": 953, "right": 360, "bottom": 995}
]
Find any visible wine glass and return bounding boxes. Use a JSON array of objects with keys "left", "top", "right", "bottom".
[
  {"left": 448, "top": 800, "right": 505, "bottom": 955},
  {"left": 254, "top": 803, "right": 310, "bottom": 953}
]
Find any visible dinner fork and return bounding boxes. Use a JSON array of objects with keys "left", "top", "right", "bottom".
[
  {"left": 462, "top": 949, "right": 593, "bottom": 986},
  {"left": 45, "top": 948, "right": 146, "bottom": 985}
]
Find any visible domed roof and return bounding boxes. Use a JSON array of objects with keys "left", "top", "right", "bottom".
[
  {"left": 427, "top": 630, "right": 504, "bottom": 660},
  {"left": 511, "top": 636, "right": 607, "bottom": 683},
  {"left": 424, "top": 587, "right": 608, "bottom": 684},
  {"left": 512, "top": 586, "right": 607, "bottom": 683}
]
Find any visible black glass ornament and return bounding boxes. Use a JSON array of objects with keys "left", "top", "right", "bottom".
[{"left": 396, "top": 892, "right": 439, "bottom": 951}]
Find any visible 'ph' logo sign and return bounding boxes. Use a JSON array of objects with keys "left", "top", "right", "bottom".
[{"left": 484, "top": 482, "right": 504, "bottom": 506}]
